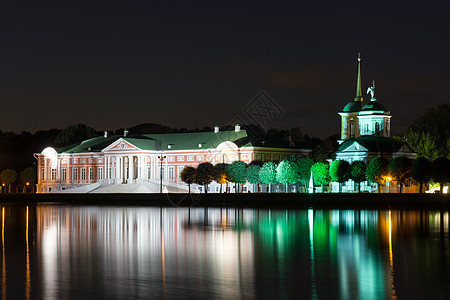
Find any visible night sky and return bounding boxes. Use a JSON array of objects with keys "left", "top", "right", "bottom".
[{"left": 1, "top": 0, "right": 448, "bottom": 138}]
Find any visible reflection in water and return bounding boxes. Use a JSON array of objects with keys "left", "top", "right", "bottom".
[
  {"left": 2, "top": 207, "right": 5, "bottom": 300},
  {"left": 308, "top": 208, "right": 318, "bottom": 299},
  {"left": 26, "top": 206, "right": 30, "bottom": 300},
  {"left": 388, "top": 210, "right": 397, "bottom": 299},
  {"left": 0, "top": 205, "right": 449, "bottom": 299}
]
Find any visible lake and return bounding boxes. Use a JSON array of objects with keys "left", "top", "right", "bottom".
[{"left": 1, "top": 203, "right": 449, "bottom": 299}]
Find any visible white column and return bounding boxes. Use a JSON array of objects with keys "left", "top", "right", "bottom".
[
  {"left": 120, "top": 157, "right": 124, "bottom": 181},
  {"left": 112, "top": 156, "right": 116, "bottom": 180},
  {"left": 137, "top": 156, "right": 141, "bottom": 179},
  {"left": 128, "top": 155, "right": 134, "bottom": 184},
  {"left": 118, "top": 156, "right": 122, "bottom": 183},
  {"left": 115, "top": 157, "right": 118, "bottom": 180},
  {"left": 104, "top": 156, "right": 108, "bottom": 180}
]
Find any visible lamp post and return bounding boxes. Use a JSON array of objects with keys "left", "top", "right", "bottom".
[{"left": 158, "top": 154, "right": 166, "bottom": 193}]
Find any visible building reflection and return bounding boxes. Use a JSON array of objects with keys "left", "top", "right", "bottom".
[
  {"left": 0, "top": 204, "right": 441, "bottom": 300},
  {"left": 2, "top": 207, "right": 6, "bottom": 300}
]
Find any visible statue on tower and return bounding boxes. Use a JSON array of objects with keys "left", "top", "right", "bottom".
[{"left": 367, "top": 80, "right": 376, "bottom": 101}]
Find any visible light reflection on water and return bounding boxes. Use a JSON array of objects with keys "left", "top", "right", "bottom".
[{"left": 0, "top": 205, "right": 449, "bottom": 299}]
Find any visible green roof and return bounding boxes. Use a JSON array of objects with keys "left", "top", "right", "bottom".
[
  {"left": 61, "top": 130, "right": 252, "bottom": 153},
  {"left": 342, "top": 101, "right": 363, "bottom": 112},
  {"left": 63, "top": 135, "right": 124, "bottom": 153},
  {"left": 361, "top": 101, "right": 388, "bottom": 112},
  {"left": 336, "top": 136, "right": 411, "bottom": 153}
]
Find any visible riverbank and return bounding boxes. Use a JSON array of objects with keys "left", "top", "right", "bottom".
[{"left": 0, "top": 193, "right": 448, "bottom": 209}]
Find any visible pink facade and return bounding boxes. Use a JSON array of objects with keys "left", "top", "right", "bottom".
[{"left": 36, "top": 131, "right": 309, "bottom": 193}]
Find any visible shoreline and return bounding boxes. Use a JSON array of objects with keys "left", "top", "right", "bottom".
[{"left": 0, "top": 193, "right": 448, "bottom": 209}]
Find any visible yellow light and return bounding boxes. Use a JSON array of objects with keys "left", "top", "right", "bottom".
[
  {"left": 26, "top": 182, "right": 29, "bottom": 186},
  {"left": 387, "top": 177, "right": 392, "bottom": 181}
]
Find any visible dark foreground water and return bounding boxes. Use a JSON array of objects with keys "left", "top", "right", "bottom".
[{"left": 1, "top": 204, "right": 449, "bottom": 300}]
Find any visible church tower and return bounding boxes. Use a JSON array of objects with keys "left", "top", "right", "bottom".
[
  {"left": 338, "top": 53, "right": 364, "bottom": 144},
  {"left": 357, "top": 81, "right": 391, "bottom": 137}
]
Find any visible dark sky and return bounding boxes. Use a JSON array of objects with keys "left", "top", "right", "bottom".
[{"left": 1, "top": 0, "right": 448, "bottom": 138}]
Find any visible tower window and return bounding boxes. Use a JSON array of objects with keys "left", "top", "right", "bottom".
[
  {"left": 375, "top": 122, "right": 380, "bottom": 132},
  {"left": 349, "top": 119, "right": 355, "bottom": 138}
]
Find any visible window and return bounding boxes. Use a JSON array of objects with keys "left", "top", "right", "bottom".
[
  {"left": 148, "top": 166, "right": 151, "bottom": 179},
  {"left": 168, "top": 166, "right": 174, "bottom": 180},
  {"left": 178, "top": 166, "right": 184, "bottom": 179},
  {"left": 98, "top": 167, "right": 103, "bottom": 180},
  {"left": 42, "top": 168, "right": 45, "bottom": 180},
  {"left": 159, "top": 167, "right": 165, "bottom": 179},
  {"left": 51, "top": 168, "right": 57, "bottom": 180},
  {"left": 375, "top": 122, "right": 380, "bottom": 132},
  {"left": 365, "top": 124, "right": 369, "bottom": 134},
  {"left": 89, "top": 168, "right": 94, "bottom": 180},
  {"left": 349, "top": 119, "right": 355, "bottom": 138},
  {"left": 81, "top": 168, "right": 86, "bottom": 180},
  {"left": 61, "top": 168, "right": 67, "bottom": 181},
  {"left": 73, "top": 168, "right": 78, "bottom": 180},
  {"left": 108, "top": 167, "right": 112, "bottom": 179}
]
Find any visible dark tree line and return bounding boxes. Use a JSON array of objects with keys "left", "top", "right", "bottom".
[{"left": 399, "top": 102, "right": 449, "bottom": 160}]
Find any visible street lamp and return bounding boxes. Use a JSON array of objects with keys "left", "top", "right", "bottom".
[
  {"left": 158, "top": 154, "right": 166, "bottom": 193},
  {"left": 387, "top": 177, "right": 392, "bottom": 193}
]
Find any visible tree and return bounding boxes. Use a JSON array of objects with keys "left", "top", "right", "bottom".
[
  {"left": 54, "top": 123, "right": 98, "bottom": 147},
  {"left": 180, "top": 166, "right": 196, "bottom": 193},
  {"left": 194, "top": 163, "right": 214, "bottom": 193},
  {"left": 366, "top": 157, "right": 389, "bottom": 193},
  {"left": 389, "top": 157, "right": 412, "bottom": 193},
  {"left": 402, "top": 103, "right": 449, "bottom": 159},
  {"left": 213, "top": 163, "right": 229, "bottom": 193},
  {"left": 329, "top": 160, "right": 350, "bottom": 192},
  {"left": 411, "top": 157, "right": 431, "bottom": 193},
  {"left": 246, "top": 161, "right": 263, "bottom": 192},
  {"left": 276, "top": 160, "right": 298, "bottom": 192},
  {"left": 19, "top": 167, "right": 36, "bottom": 185},
  {"left": 19, "top": 167, "right": 36, "bottom": 192},
  {"left": 310, "top": 145, "right": 328, "bottom": 162},
  {"left": 0, "top": 169, "right": 18, "bottom": 193},
  {"left": 259, "top": 161, "right": 278, "bottom": 193},
  {"left": 311, "top": 162, "right": 330, "bottom": 192},
  {"left": 403, "top": 130, "right": 439, "bottom": 160},
  {"left": 350, "top": 161, "right": 366, "bottom": 192},
  {"left": 297, "top": 158, "right": 314, "bottom": 192},
  {"left": 431, "top": 158, "right": 450, "bottom": 194},
  {"left": 226, "top": 161, "right": 247, "bottom": 193}
]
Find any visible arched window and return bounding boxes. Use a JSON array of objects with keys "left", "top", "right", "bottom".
[
  {"left": 349, "top": 119, "right": 355, "bottom": 138},
  {"left": 375, "top": 122, "right": 380, "bottom": 132}
]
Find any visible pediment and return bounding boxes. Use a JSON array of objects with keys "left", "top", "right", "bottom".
[
  {"left": 340, "top": 141, "right": 368, "bottom": 153},
  {"left": 396, "top": 143, "right": 413, "bottom": 154},
  {"left": 103, "top": 138, "right": 141, "bottom": 152}
]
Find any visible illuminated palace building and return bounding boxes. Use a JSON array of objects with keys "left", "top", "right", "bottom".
[{"left": 36, "top": 125, "right": 309, "bottom": 193}]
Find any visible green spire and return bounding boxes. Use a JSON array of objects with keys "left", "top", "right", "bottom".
[{"left": 354, "top": 53, "right": 363, "bottom": 102}]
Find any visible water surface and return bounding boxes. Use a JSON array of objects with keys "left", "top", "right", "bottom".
[{"left": 1, "top": 204, "right": 449, "bottom": 299}]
